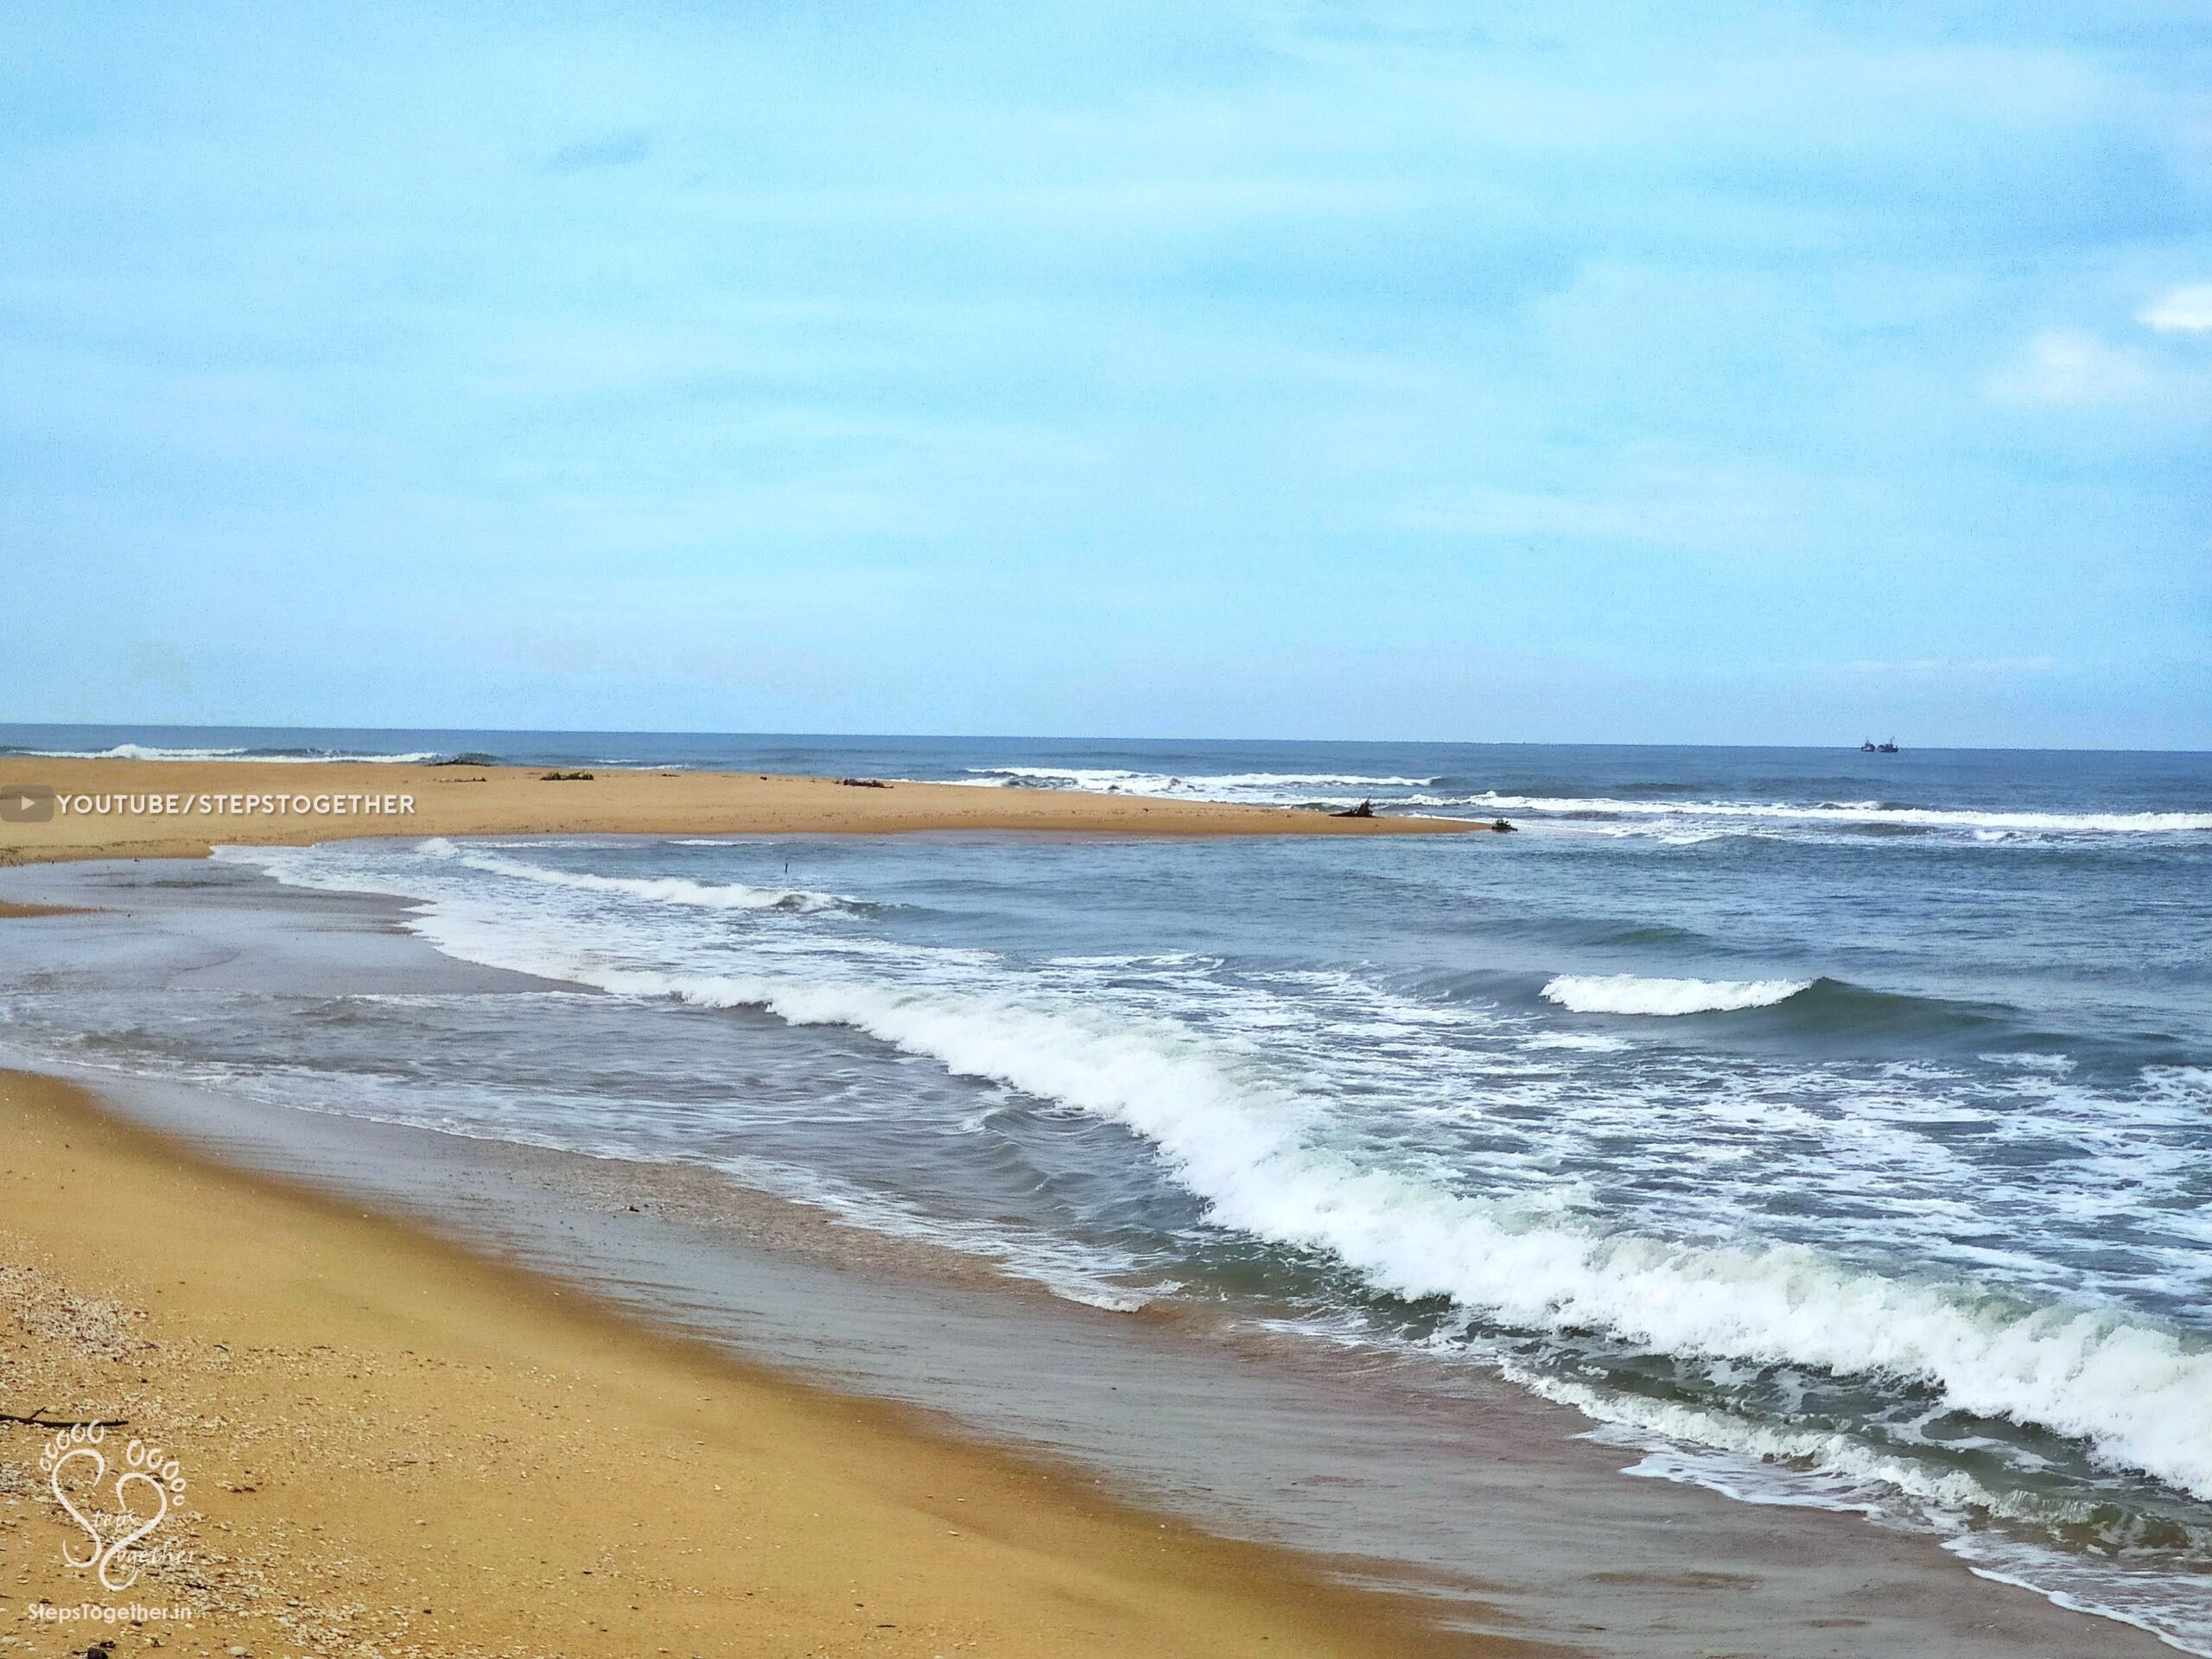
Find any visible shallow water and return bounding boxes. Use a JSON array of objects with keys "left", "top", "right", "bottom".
[{"left": 2, "top": 728, "right": 2207, "bottom": 1648}]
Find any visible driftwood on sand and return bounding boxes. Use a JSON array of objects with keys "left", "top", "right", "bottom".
[{"left": 0, "top": 1407, "right": 129, "bottom": 1428}]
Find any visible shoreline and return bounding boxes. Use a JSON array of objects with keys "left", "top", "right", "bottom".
[
  {"left": 0, "top": 867, "right": 2178, "bottom": 1657},
  {"left": 0, "top": 757, "right": 1482, "bottom": 867},
  {"left": 0, "top": 1066, "right": 1502, "bottom": 1658}
]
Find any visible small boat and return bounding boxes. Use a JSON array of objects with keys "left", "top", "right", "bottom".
[
  {"left": 1878, "top": 739, "right": 1899, "bottom": 753},
  {"left": 1860, "top": 740, "right": 1878, "bottom": 752}
]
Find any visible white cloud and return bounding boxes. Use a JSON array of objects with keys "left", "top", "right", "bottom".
[
  {"left": 2140, "top": 284, "right": 2212, "bottom": 334},
  {"left": 1987, "top": 330, "right": 2155, "bottom": 405}
]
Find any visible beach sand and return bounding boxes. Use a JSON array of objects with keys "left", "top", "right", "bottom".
[
  {"left": 0, "top": 758, "right": 1478, "bottom": 868},
  {"left": 0, "top": 1068, "right": 1506, "bottom": 1659}
]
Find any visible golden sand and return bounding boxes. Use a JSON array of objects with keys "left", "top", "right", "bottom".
[
  {"left": 0, "top": 1071, "right": 1509, "bottom": 1658},
  {"left": 0, "top": 758, "right": 1484, "bottom": 868}
]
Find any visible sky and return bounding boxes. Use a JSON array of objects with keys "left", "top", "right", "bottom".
[{"left": 3, "top": 1, "right": 2209, "bottom": 747}]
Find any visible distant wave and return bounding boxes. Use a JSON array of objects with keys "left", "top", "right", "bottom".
[
  {"left": 1542, "top": 974, "right": 1815, "bottom": 1015},
  {"left": 416, "top": 839, "right": 858, "bottom": 912},
  {"left": 948, "top": 772, "right": 2212, "bottom": 836},
  {"left": 1540, "top": 973, "right": 2007, "bottom": 1036},
  {"left": 5, "top": 742, "right": 442, "bottom": 764},
  {"left": 962, "top": 766, "right": 1434, "bottom": 798},
  {"left": 1461, "top": 793, "right": 2212, "bottom": 836}
]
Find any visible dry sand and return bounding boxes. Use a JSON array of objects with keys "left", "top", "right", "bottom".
[
  {"left": 0, "top": 1069, "right": 1512, "bottom": 1659},
  {"left": 0, "top": 758, "right": 1482, "bottom": 868}
]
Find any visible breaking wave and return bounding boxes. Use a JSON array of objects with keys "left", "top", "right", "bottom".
[
  {"left": 962, "top": 766, "right": 1433, "bottom": 801},
  {"left": 1541, "top": 974, "right": 1816, "bottom": 1015},
  {"left": 7, "top": 742, "right": 442, "bottom": 763},
  {"left": 410, "top": 839, "right": 859, "bottom": 912},
  {"left": 1464, "top": 793, "right": 2212, "bottom": 836},
  {"left": 584, "top": 970, "right": 2212, "bottom": 1502}
]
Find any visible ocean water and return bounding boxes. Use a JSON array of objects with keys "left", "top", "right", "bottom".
[{"left": 3, "top": 727, "right": 2209, "bottom": 1647}]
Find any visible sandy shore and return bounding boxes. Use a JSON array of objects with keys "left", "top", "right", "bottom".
[
  {"left": 0, "top": 758, "right": 1481, "bottom": 867},
  {"left": 0, "top": 1069, "right": 1505, "bottom": 1659},
  {"left": 0, "top": 757, "right": 1485, "bottom": 1656}
]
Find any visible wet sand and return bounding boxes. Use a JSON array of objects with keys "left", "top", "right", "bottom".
[{"left": 0, "top": 1067, "right": 1506, "bottom": 1659}]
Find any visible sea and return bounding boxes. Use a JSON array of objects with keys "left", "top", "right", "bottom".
[{"left": 3, "top": 724, "right": 2209, "bottom": 1649}]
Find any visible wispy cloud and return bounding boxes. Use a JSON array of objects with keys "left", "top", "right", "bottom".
[
  {"left": 1827, "top": 656, "right": 2058, "bottom": 677},
  {"left": 544, "top": 130, "right": 654, "bottom": 175},
  {"left": 1987, "top": 330, "right": 2156, "bottom": 405},
  {"left": 2140, "top": 284, "right": 2212, "bottom": 334},
  {"left": 1395, "top": 455, "right": 1808, "bottom": 557}
]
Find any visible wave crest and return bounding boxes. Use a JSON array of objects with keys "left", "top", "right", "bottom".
[
  {"left": 1541, "top": 974, "right": 1815, "bottom": 1015},
  {"left": 7, "top": 742, "right": 442, "bottom": 763},
  {"left": 417, "top": 840, "right": 857, "bottom": 912},
  {"left": 1470, "top": 793, "right": 2212, "bottom": 836}
]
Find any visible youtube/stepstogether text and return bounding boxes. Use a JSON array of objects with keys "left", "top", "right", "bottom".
[{"left": 45, "top": 790, "right": 415, "bottom": 818}]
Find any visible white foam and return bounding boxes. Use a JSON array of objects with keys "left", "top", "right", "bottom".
[
  {"left": 1541, "top": 974, "right": 1815, "bottom": 1015},
  {"left": 9, "top": 742, "right": 442, "bottom": 763},
  {"left": 415, "top": 840, "right": 856, "bottom": 912},
  {"left": 1951, "top": 1539, "right": 2212, "bottom": 1657},
  {"left": 1982, "top": 1052, "right": 2080, "bottom": 1074},
  {"left": 1523, "top": 1367, "right": 2212, "bottom": 1657},
  {"left": 1465, "top": 792, "right": 2212, "bottom": 836},
  {"left": 958, "top": 766, "right": 1433, "bottom": 804},
  {"left": 1516, "top": 1363, "right": 2046, "bottom": 1521}
]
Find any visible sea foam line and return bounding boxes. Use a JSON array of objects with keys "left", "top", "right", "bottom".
[
  {"left": 415, "top": 839, "right": 857, "bottom": 912},
  {"left": 10, "top": 742, "right": 442, "bottom": 763},
  {"left": 1464, "top": 793, "right": 2212, "bottom": 835},
  {"left": 960, "top": 766, "right": 1434, "bottom": 796}
]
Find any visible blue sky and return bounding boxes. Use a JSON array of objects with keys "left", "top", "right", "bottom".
[{"left": 4, "top": 2, "right": 2208, "bottom": 746}]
